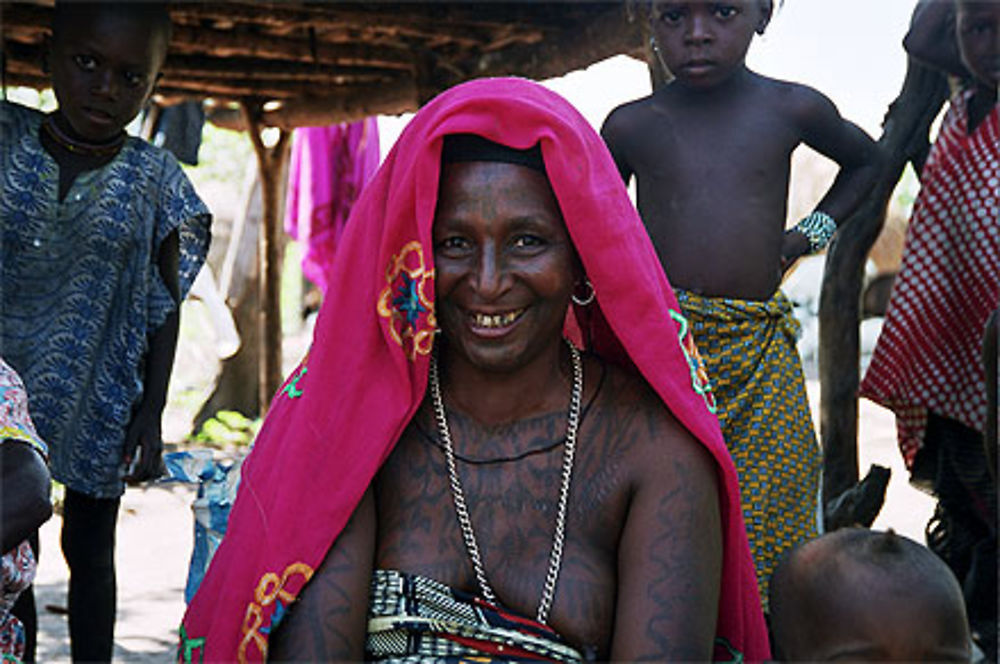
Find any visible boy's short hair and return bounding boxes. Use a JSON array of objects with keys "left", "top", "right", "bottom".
[
  {"left": 641, "top": 1, "right": 777, "bottom": 34},
  {"left": 769, "top": 528, "right": 965, "bottom": 658},
  {"left": 51, "top": 1, "right": 172, "bottom": 64}
]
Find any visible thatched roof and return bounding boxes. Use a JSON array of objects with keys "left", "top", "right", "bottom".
[{"left": 2, "top": 1, "right": 644, "bottom": 127}]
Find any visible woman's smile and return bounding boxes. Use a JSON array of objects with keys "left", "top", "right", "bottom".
[{"left": 467, "top": 308, "right": 526, "bottom": 333}]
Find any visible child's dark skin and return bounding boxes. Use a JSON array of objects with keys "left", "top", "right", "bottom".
[
  {"left": 905, "top": 0, "right": 999, "bottom": 132},
  {"left": 602, "top": 0, "right": 881, "bottom": 300},
  {"left": 771, "top": 533, "right": 972, "bottom": 662},
  {"left": 42, "top": 7, "right": 176, "bottom": 482}
]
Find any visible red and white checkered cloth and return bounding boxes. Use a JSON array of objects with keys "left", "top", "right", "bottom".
[{"left": 861, "top": 90, "right": 999, "bottom": 469}]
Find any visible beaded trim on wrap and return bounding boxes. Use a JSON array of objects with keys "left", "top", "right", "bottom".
[
  {"left": 428, "top": 339, "right": 583, "bottom": 625},
  {"left": 791, "top": 210, "right": 837, "bottom": 253}
]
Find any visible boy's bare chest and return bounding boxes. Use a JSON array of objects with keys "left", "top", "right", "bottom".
[{"left": 637, "top": 110, "right": 797, "bottom": 178}]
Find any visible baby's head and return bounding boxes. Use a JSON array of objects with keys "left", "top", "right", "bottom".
[
  {"left": 769, "top": 528, "right": 971, "bottom": 662},
  {"left": 648, "top": 1, "right": 773, "bottom": 88},
  {"left": 48, "top": 2, "right": 172, "bottom": 143},
  {"left": 954, "top": 0, "right": 999, "bottom": 90}
]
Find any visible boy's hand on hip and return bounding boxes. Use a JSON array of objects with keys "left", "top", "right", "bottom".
[
  {"left": 123, "top": 405, "right": 166, "bottom": 484},
  {"left": 780, "top": 229, "right": 812, "bottom": 274}
]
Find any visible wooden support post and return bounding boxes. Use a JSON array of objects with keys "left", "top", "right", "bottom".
[
  {"left": 241, "top": 101, "right": 291, "bottom": 415},
  {"left": 818, "top": 59, "right": 948, "bottom": 525}
]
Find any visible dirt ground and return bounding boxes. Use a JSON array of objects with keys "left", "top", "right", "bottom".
[{"left": 28, "top": 377, "right": 935, "bottom": 662}]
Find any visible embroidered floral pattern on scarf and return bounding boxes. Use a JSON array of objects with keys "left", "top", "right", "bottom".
[{"left": 377, "top": 241, "right": 437, "bottom": 359}]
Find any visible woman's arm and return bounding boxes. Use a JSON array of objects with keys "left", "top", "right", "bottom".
[
  {"left": 610, "top": 408, "right": 721, "bottom": 661},
  {"left": 269, "top": 486, "right": 376, "bottom": 661},
  {"left": 1, "top": 441, "right": 52, "bottom": 554}
]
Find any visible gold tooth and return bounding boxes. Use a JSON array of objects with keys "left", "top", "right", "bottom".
[{"left": 472, "top": 310, "right": 523, "bottom": 327}]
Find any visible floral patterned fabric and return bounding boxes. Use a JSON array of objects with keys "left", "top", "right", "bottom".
[
  {"left": 0, "top": 101, "right": 211, "bottom": 498},
  {"left": 0, "top": 358, "right": 48, "bottom": 662}
]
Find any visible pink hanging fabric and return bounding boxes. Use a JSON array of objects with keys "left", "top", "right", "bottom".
[
  {"left": 181, "top": 77, "right": 768, "bottom": 663},
  {"left": 284, "top": 119, "right": 380, "bottom": 293}
]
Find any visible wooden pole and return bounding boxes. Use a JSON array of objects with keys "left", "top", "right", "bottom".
[
  {"left": 818, "top": 58, "right": 948, "bottom": 523},
  {"left": 240, "top": 101, "right": 291, "bottom": 415}
]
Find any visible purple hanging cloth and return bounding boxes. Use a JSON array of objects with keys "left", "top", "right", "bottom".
[{"left": 284, "top": 118, "right": 380, "bottom": 294}]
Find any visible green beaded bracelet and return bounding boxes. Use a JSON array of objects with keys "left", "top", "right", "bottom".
[{"left": 792, "top": 210, "right": 837, "bottom": 253}]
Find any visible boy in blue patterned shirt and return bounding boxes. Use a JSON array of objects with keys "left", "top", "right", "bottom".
[{"left": 0, "top": 3, "right": 210, "bottom": 660}]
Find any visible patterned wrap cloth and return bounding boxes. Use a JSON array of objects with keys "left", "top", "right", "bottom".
[
  {"left": 180, "top": 77, "right": 769, "bottom": 663},
  {"left": 0, "top": 358, "right": 49, "bottom": 662},
  {"left": 861, "top": 90, "right": 999, "bottom": 468},
  {"left": 0, "top": 101, "right": 211, "bottom": 499},
  {"left": 367, "top": 570, "right": 584, "bottom": 662},
  {"left": 675, "top": 289, "right": 821, "bottom": 603}
]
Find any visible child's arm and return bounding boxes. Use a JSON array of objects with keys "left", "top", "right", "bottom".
[
  {"left": 903, "top": 0, "right": 967, "bottom": 79},
  {"left": 600, "top": 107, "right": 638, "bottom": 185},
  {"left": 782, "top": 88, "right": 883, "bottom": 267},
  {"left": 124, "top": 229, "right": 180, "bottom": 483}
]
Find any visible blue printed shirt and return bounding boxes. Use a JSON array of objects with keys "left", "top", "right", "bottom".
[{"left": 1, "top": 101, "right": 211, "bottom": 498}]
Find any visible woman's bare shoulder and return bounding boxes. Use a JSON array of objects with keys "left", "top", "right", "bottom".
[{"left": 588, "top": 359, "right": 717, "bottom": 475}]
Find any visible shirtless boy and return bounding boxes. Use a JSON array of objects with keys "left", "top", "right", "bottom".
[{"left": 601, "top": 0, "right": 881, "bottom": 601}]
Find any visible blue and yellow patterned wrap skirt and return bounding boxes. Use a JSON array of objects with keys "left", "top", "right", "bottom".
[{"left": 676, "top": 289, "right": 821, "bottom": 605}]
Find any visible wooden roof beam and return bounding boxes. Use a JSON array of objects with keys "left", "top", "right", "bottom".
[
  {"left": 474, "top": 5, "right": 639, "bottom": 82},
  {"left": 202, "top": 76, "right": 419, "bottom": 130},
  {"left": 169, "top": 2, "right": 547, "bottom": 42},
  {"left": 164, "top": 53, "right": 395, "bottom": 82},
  {"left": 169, "top": 24, "right": 413, "bottom": 69}
]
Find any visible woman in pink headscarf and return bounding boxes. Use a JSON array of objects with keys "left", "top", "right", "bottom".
[{"left": 181, "top": 77, "right": 768, "bottom": 663}]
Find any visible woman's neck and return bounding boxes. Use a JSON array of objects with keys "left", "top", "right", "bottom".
[{"left": 437, "top": 339, "right": 572, "bottom": 427}]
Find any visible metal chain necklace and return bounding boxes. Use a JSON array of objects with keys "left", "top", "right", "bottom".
[{"left": 429, "top": 339, "right": 582, "bottom": 625}]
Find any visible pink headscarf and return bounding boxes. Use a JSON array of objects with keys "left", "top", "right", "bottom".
[{"left": 181, "top": 77, "right": 768, "bottom": 662}]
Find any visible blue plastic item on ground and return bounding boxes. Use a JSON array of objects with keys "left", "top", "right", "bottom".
[{"left": 163, "top": 449, "right": 244, "bottom": 603}]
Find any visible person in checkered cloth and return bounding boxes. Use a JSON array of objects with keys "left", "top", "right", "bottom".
[{"left": 861, "top": 1, "right": 998, "bottom": 659}]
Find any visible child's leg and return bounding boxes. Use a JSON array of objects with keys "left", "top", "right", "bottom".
[{"left": 61, "top": 488, "right": 121, "bottom": 663}]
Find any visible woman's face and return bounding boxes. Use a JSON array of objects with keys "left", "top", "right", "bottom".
[{"left": 433, "top": 160, "right": 577, "bottom": 374}]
